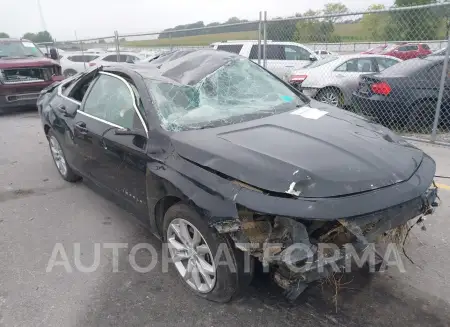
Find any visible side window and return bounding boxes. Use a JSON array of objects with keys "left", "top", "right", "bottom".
[
  {"left": 266, "top": 45, "right": 285, "bottom": 60},
  {"left": 117, "top": 55, "right": 129, "bottom": 62},
  {"left": 422, "top": 44, "right": 430, "bottom": 50},
  {"left": 376, "top": 57, "right": 399, "bottom": 71},
  {"left": 397, "top": 46, "right": 408, "bottom": 52},
  {"left": 216, "top": 44, "right": 243, "bottom": 54},
  {"left": 335, "top": 58, "right": 375, "bottom": 72},
  {"left": 409, "top": 45, "right": 418, "bottom": 51},
  {"left": 249, "top": 45, "right": 264, "bottom": 59},
  {"left": 128, "top": 55, "right": 139, "bottom": 62},
  {"left": 83, "top": 74, "right": 143, "bottom": 130},
  {"left": 102, "top": 55, "right": 117, "bottom": 62},
  {"left": 284, "top": 45, "right": 311, "bottom": 61}
]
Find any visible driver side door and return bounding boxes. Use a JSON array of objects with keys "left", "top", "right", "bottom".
[{"left": 74, "top": 72, "right": 149, "bottom": 216}]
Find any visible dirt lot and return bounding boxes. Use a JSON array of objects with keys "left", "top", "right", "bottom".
[{"left": 1, "top": 110, "right": 450, "bottom": 327}]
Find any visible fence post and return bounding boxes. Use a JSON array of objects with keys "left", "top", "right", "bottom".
[
  {"left": 431, "top": 32, "right": 450, "bottom": 142},
  {"left": 114, "top": 30, "right": 120, "bottom": 62},
  {"left": 258, "top": 11, "right": 262, "bottom": 65},
  {"left": 263, "top": 11, "right": 267, "bottom": 68}
]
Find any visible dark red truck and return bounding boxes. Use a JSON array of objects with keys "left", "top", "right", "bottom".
[{"left": 0, "top": 38, "right": 64, "bottom": 112}]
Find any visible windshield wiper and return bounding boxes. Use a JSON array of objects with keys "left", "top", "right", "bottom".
[{"left": 25, "top": 54, "right": 39, "bottom": 57}]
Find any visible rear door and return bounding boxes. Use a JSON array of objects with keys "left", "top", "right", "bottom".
[
  {"left": 331, "top": 57, "right": 377, "bottom": 98},
  {"left": 258, "top": 44, "right": 314, "bottom": 80},
  {"left": 73, "top": 72, "right": 149, "bottom": 215}
]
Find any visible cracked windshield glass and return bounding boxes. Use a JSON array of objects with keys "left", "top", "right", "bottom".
[{"left": 148, "top": 58, "right": 305, "bottom": 131}]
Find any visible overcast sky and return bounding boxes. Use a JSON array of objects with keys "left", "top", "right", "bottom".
[{"left": 2, "top": 0, "right": 394, "bottom": 40}]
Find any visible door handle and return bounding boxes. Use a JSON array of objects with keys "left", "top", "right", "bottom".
[
  {"left": 285, "top": 65, "right": 294, "bottom": 68},
  {"left": 74, "top": 122, "right": 88, "bottom": 135}
]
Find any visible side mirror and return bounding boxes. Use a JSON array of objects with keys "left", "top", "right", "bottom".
[
  {"left": 49, "top": 48, "right": 58, "bottom": 60},
  {"left": 57, "top": 104, "right": 78, "bottom": 118},
  {"left": 309, "top": 54, "right": 318, "bottom": 62}
]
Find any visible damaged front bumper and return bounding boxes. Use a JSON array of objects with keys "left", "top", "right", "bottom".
[{"left": 213, "top": 184, "right": 439, "bottom": 300}]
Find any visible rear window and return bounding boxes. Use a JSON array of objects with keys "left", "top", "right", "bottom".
[
  {"left": 68, "top": 55, "right": 99, "bottom": 62},
  {"left": 306, "top": 56, "right": 339, "bottom": 68},
  {"left": 378, "top": 57, "right": 438, "bottom": 76},
  {"left": 216, "top": 44, "right": 243, "bottom": 54}
]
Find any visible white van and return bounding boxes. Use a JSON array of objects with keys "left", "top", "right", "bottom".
[{"left": 210, "top": 40, "right": 320, "bottom": 80}]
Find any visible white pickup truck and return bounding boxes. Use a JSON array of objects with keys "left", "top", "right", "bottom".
[{"left": 210, "top": 40, "right": 320, "bottom": 80}]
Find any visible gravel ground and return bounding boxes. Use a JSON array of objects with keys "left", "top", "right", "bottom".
[{"left": 1, "top": 110, "right": 450, "bottom": 327}]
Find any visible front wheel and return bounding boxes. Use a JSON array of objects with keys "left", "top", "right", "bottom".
[
  {"left": 47, "top": 130, "right": 81, "bottom": 182},
  {"left": 163, "top": 203, "right": 252, "bottom": 303}
]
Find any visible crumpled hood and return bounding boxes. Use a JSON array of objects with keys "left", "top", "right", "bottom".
[
  {"left": 0, "top": 57, "right": 59, "bottom": 69},
  {"left": 170, "top": 101, "right": 424, "bottom": 198}
]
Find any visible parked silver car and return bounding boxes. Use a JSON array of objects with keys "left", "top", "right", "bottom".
[{"left": 288, "top": 54, "right": 402, "bottom": 107}]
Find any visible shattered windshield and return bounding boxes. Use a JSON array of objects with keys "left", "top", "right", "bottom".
[
  {"left": 147, "top": 58, "right": 306, "bottom": 131},
  {"left": 0, "top": 40, "right": 44, "bottom": 58}
]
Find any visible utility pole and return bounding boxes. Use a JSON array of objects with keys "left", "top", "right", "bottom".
[{"left": 37, "top": 0, "right": 47, "bottom": 32}]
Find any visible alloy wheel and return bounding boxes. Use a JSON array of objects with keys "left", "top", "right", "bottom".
[
  {"left": 49, "top": 136, "right": 68, "bottom": 177},
  {"left": 167, "top": 218, "right": 216, "bottom": 293},
  {"left": 319, "top": 90, "right": 339, "bottom": 107}
]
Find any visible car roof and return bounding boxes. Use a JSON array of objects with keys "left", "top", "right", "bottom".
[
  {"left": 0, "top": 38, "right": 32, "bottom": 43},
  {"left": 103, "top": 49, "right": 241, "bottom": 86},
  {"left": 376, "top": 56, "right": 443, "bottom": 77}
]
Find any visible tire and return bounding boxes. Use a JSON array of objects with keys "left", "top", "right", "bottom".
[
  {"left": 316, "top": 87, "right": 344, "bottom": 108},
  {"left": 163, "top": 203, "right": 253, "bottom": 303},
  {"left": 406, "top": 99, "right": 436, "bottom": 134},
  {"left": 63, "top": 69, "right": 77, "bottom": 78},
  {"left": 47, "top": 129, "right": 81, "bottom": 182}
]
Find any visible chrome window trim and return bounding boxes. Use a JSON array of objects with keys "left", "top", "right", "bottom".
[
  {"left": 78, "top": 111, "right": 124, "bottom": 129},
  {"left": 58, "top": 78, "right": 82, "bottom": 105},
  {"left": 57, "top": 71, "right": 149, "bottom": 137}
]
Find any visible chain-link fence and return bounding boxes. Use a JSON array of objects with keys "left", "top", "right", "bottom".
[{"left": 49, "top": 2, "right": 450, "bottom": 144}]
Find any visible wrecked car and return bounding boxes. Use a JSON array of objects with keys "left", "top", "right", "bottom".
[{"left": 37, "top": 49, "right": 439, "bottom": 303}]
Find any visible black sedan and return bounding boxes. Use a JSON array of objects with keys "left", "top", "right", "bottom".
[
  {"left": 38, "top": 49, "right": 438, "bottom": 303},
  {"left": 352, "top": 56, "right": 450, "bottom": 132}
]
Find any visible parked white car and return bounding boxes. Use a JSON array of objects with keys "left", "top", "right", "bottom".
[
  {"left": 60, "top": 52, "right": 104, "bottom": 77},
  {"left": 210, "top": 40, "right": 320, "bottom": 79},
  {"left": 314, "top": 50, "right": 338, "bottom": 57},
  {"left": 88, "top": 52, "right": 144, "bottom": 66},
  {"left": 288, "top": 54, "right": 402, "bottom": 107}
]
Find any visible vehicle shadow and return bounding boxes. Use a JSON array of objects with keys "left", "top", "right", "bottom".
[
  {"left": 74, "top": 173, "right": 450, "bottom": 327},
  {"left": 242, "top": 262, "right": 450, "bottom": 327}
]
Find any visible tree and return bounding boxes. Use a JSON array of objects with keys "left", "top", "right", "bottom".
[
  {"left": 0, "top": 32, "right": 9, "bottom": 38},
  {"left": 323, "top": 2, "right": 349, "bottom": 23},
  {"left": 225, "top": 17, "right": 242, "bottom": 24},
  {"left": 22, "top": 31, "right": 53, "bottom": 43},
  {"left": 293, "top": 10, "right": 337, "bottom": 43},
  {"left": 361, "top": 4, "right": 389, "bottom": 41},
  {"left": 23, "top": 32, "right": 37, "bottom": 41},
  {"left": 384, "top": 0, "right": 440, "bottom": 40}
]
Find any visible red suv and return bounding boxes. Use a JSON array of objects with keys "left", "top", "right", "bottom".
[
  {"left": 381, "top": 43, "right": 432, "bottom": 60},
  {"left": 0, "top": 38, "right": 64, "bottom": 112}
]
